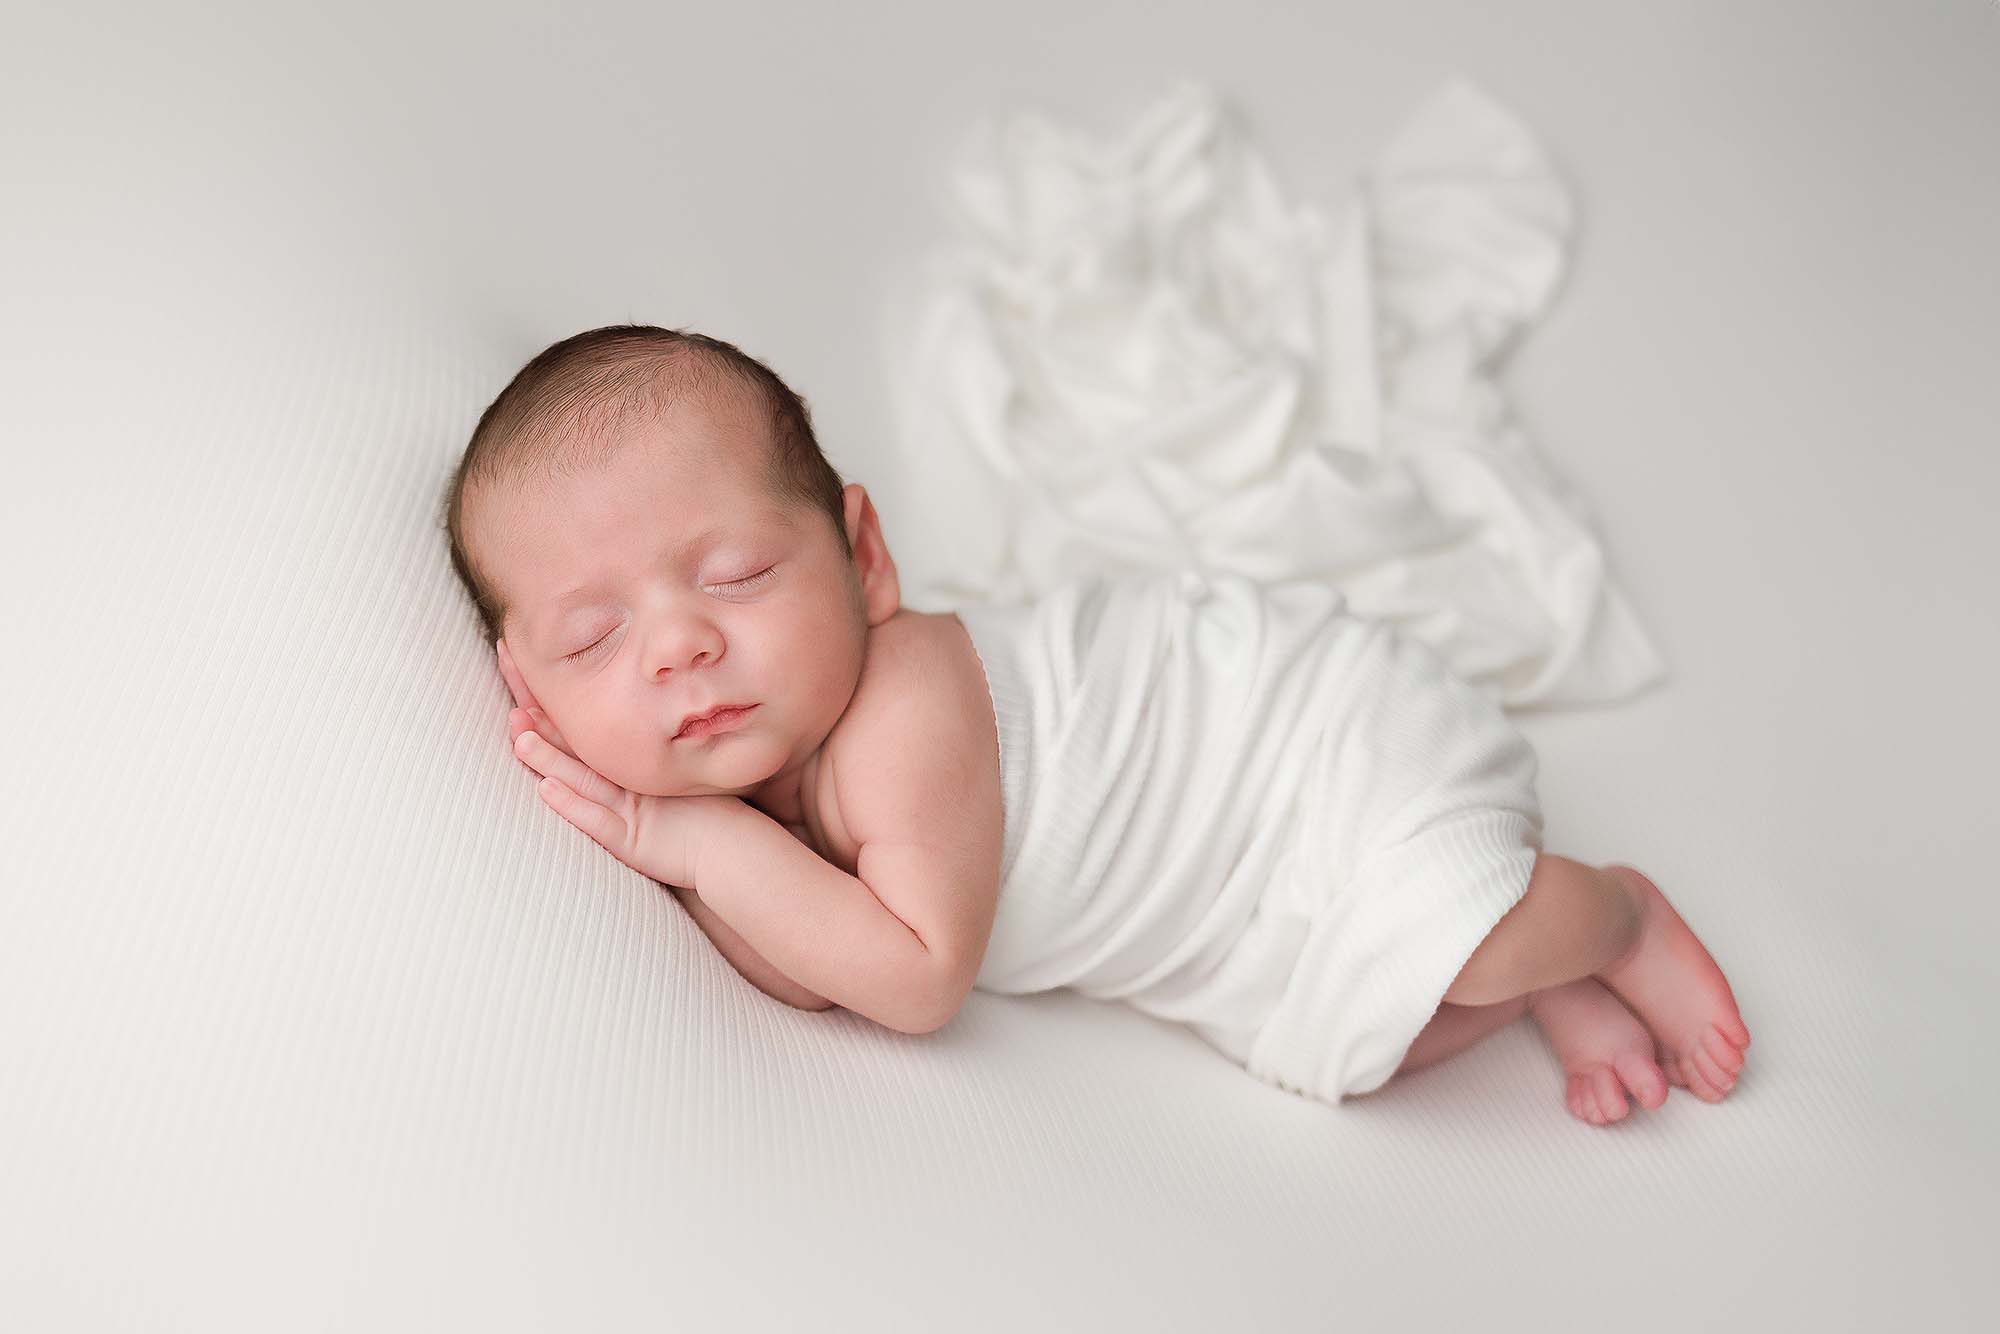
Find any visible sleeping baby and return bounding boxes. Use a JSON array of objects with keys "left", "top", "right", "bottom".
[{"left": 441, "top": 323, "right": 1752, "bottom": 1125}]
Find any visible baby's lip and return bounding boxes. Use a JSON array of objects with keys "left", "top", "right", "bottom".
[{"left": 674, "top": 702, "right": 757, "bottom": 739}]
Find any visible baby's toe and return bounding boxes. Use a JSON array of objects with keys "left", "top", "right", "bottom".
[
  {"left": 1692, "top": 1041, "right": 1737, "bottom": 1091},
  {"left": 1589, "top": 1067, "right": 1630, "bottom": 1123},
  {"left": 1703, "top": 1026, "right": 1746, "bottom": 1076},
  {"left": 1566, "top": 1074, "right": 1593, "bottom": 1123},
  {"left": 1614, "top": 1051, "right": 1670, "bottom": 1109},
  {"left": 1684, "top": 1046, "right": 1734, "bottom": 1101},
  {"left": 1567, "top": 1073, "right": 1610, "bottom": 1125}
]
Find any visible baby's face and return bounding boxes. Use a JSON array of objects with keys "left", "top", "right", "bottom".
[{"left": 473, "top": 402, "right": 870, "bottom": 801}]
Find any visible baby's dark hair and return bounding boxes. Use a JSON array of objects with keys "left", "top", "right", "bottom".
[{"left": 441, "top": 324, "right": 848, "bottom": 645}]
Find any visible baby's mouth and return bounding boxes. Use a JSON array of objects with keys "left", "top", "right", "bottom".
[{"left": 674, "top": 704, "right": 758, "bottom": 740}]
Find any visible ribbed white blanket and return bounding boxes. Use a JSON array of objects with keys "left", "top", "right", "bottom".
[{"left": 958, "top": 568, "right": 1543, "bottom": 1102}]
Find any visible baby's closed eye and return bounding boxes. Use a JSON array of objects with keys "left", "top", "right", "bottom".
[{"left": 559, "top": 568, "right": 781, "bottom": 662}]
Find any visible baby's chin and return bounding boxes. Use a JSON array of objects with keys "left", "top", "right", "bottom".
[
  {"left": 590, "top": 731, "right": 798, "bottom": 801},
  {"left": 629, "top": 777, "right": 763, "bottom": 800},
  {"left": 616, "top": 751, "right": 781, "bottom": 801}
]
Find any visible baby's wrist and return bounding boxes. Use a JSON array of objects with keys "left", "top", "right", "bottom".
[{"left": 684, "top": 795, "right": 751, "bottom": 888}]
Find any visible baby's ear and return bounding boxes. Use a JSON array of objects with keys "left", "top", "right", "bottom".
[
  {"left": 842, "top": 484, "right": 901, "bottom": 625},
  {"left": 496, "top": 637, "right": 547, "bottom": 715}
]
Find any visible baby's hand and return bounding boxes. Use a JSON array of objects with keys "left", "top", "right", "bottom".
[
  {"left": 507, "top": 723, "right": 713, "bottom": 889},
  {"left": 497, "top": 637, "right": 721, "bottom": 889}
]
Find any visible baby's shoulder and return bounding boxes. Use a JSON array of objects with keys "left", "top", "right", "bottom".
[{"left": 823, "top": 609, "right": 1002, "bottom": 846}]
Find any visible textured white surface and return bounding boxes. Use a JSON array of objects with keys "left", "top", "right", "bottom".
[{"left": 3, "top": 1, "right": 1995, "bottom": 1331}]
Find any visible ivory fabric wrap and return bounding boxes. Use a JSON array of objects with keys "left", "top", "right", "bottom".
[
  {"left": 957, "top": 568, "right": 1544, "bottom": 1102},
  {"left": 889, "top": 78, "right": 1666, "bottom": 708}
]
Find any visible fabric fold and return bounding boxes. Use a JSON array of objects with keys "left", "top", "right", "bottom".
[
  {"left": 890, "top": 78, "right": 1666, "bottom": 707},
  {"left": 956, "top": 570, "right": 1544, "bottom": 1104}
]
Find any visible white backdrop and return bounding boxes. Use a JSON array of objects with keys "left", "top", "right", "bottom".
[{"left": 3, "top": 2, "right": 1995, "bottom": 1330}]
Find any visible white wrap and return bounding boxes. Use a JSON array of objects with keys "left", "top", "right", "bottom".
[
  {"left": 958, "top": 570, "right": 1543, "bottom": 1104},
  {"left": 891, "top": 78, "right": 1667, "bottom": 708}
]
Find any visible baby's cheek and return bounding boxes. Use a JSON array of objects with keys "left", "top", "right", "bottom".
[
  {"left": 584, "top": 726, "right": 637, "bottom": 774},
  {"left": 564, "top": 713, "right": 624, "bottom": 777}
]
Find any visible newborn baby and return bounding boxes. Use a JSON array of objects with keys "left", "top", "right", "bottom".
[{"left": 443, "top": 323, "right": 1752, "bottom": 1125}]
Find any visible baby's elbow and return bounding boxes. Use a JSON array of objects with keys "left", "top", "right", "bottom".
[
  {"left": 897, "top": 1007, "right": 953, "bottom": 1036},
  {"left": 905, "top": 974, "right": 970, "bottom": 1035},
  {"left": 773, "top": 980, "right": 836, "bottom": 1013}
]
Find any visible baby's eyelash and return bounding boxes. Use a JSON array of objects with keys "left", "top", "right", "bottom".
[{"left": 561, "top": 568, "right": 777, "bottom": 661}]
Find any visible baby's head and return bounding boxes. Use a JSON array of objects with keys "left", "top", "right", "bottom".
[{"left": 442, "top": 324, "right": 901, "bottom": 801}]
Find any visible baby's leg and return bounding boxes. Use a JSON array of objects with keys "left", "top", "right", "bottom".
[
  {"left": 1394, "top": 993, "right": 1531, "bottom": 1078},
  {"left": 1442, "top": 854, "right": 1642, "bottom": 1007},
  {"left": 1446, "top": 854, "right": 1751, "bottom": 1104}
]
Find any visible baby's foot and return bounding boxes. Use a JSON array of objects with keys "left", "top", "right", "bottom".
[
  {"left": 1595, "top": 865, "right": 1752, "bottom": 1104},
  {"left": 1527, "top": 977, "right": 1669, "bottom": 1125}
]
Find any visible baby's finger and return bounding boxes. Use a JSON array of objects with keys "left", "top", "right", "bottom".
[
  {"left": 536, "top": 776, "right": 631, "bottom": 853},
  {"left": 507, "top": 707, "right": 581, "bottom": 774},
  {"left": 513, "top": 730, "right": 627, "bottom": 810},
  {"left": 506, "top": 708, "right": 544, "bottom": 768},
  {"left": 525, "top": 706, "right": 578, "bottom": 760}
]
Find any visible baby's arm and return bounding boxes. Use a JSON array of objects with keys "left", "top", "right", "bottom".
[
  {"left": 691, "top": 800, "right": 952, "bottom": 1036},
  {"left": 670, "top": 879, "right": 834, "bottom": 1013}
]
